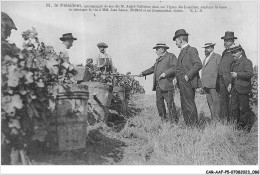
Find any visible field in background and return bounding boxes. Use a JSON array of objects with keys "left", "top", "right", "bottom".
[{"left": 29, "top": 93, "right": 258, "bottom": 165}]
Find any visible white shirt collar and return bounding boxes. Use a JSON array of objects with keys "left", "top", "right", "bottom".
[
  {"left": 204, "top": 51, "right": 214, "bottom": 64},
  {"left": 161, "top": 51, "right": 166, "bottom": 56},
  {"left": 206, "top": 51, "right": 214, "bottom": 58},
  {"left": 181, "top": 43, "right": 189, "bottom": 50}
]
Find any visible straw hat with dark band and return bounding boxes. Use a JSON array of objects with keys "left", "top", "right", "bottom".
[
  {"left": 229, "top": 43, "right": 242, "bottom": 53},
  {"left": 202, "top": 43, "right": 216, "bottom": 48},
  {"left": 153, "top": 42, "right": 169, "bottom": 49}
]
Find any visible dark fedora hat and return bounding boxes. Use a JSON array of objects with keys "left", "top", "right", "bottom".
[
  {"left": 228, "top": 43, "right": 242, "bottom": 53},
  {"left": 153, "top": 42, "right": 169, "bottom": 49},
  {"left": 221, "top": 31, "right": 237, "bottom": 40},
  {"left": 60, "top": 33, "right": 77, "bottom": 41},
  {"left": 173, "top": 29, "right": 189, "bottom": 41},
  {"left": 97, "top": 42, "right": 108, "bottom": 48},
  {"left": 202, "top": 43, "right": 216, "bottom": 48}
]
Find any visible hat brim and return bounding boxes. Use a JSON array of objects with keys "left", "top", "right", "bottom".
[
  {"left": 202, "top": 44, "right": 216, "bottom": 48},
  {"left": 229, "top": 47, "right": 242, "bottom": 53},
  {"left": 60, "top": 37, "right": 77, "bottom": 41},
  {"left": 153, "top": 46, "right": 169, "bottom": 49},
  {"left": 173, "top": 33, "right": 189, "bottom": 41},
  {"left": 221, "top": 36, "right": 237, "bottom": 40}
]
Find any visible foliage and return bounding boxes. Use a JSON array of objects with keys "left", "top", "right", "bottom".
[
  {"left": 1, "top": 27, "right": 78, "bottom": 164},
  {"left": 83, "top": 58, "right": 145, "bottom": 95}
]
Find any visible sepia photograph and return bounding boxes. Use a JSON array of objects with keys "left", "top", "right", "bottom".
[{"left": 1, "top": 0, "right": 259, "bottom": 174}]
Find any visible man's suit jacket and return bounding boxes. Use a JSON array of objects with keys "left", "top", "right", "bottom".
[
  {"left": 142, "top": 52, "right": 177, "bottom": 91},
  {"left": 231, "top": 55, "right": 253, "bottom": 94},
  {"left": 177, "top": 45, "right": 202, "bottom": 88},
  {"left": 218, "top": 49, "right": 234, "bottom": 87},
  {"left": 201, "top": 52, "right": 221, "bottom": 89}
]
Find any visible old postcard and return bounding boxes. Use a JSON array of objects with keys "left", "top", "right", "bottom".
[{"left": 1, "top": 1, "right": 259, "bottom": 175}]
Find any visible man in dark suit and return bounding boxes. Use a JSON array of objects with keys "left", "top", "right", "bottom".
[
  {"left": 201, "top": 43, "right": 221, "bottom": 121},
  {"left": 217, "top": 31, "right": 237, "bottom": 123},
  {"left": 139, "top": 42, "right": 178, "bottom": 123},
  {"left": 173, "top": 29, "right": 202, "bottom": 127},
  {"left": 228, "top": 44, "right": 254, "bottom": 132}
]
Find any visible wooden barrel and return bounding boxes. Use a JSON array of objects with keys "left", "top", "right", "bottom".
[
  {"left": 82, "top": 82, "right": 113, "bottom": 123},
  {"left": 46, "top": 84, "right": 89, "bottom": 151},
  {"left": 113, "top": 86, "right": 127, "bottom": 116}
]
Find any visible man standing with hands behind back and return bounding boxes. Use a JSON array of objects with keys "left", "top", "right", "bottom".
[
  {"left": 173, "top": 29, "right": 202, "bottom": 127},
  {"left": 139, "top": 42, "right": 178, "bottom": 124}
]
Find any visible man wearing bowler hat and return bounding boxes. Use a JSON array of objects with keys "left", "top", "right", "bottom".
[
  {"left": 228, "top": 43, "right": 254, "bottom": 132},
  {"left": 139, "top": 42, "right": 178, "bottom": 124},
  {"left": 95, "top": 42, "right": 114, "bottom": 72},
  {"left": 173, "top": 29, "right": 202, "bottom": 127},
  {"left": 217, "top": 31, "right": 237, "bottom": 123},
  {"left": 201, "top": 43, "right": 221, "bottom": 121}
]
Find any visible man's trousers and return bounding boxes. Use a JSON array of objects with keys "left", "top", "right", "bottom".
[
  {"left": 156, "top": 85, "right": 178, "bottom": 123},
  {"left": 204, "top": 88, "right": 220, "bottom": 121},
  {"left": 177, "top": 75, "right": 198, "bottom": 127},
  {"left": 217, "top": 75, "right": 230, "bottom": 122},
  {"left": 230, "top": 88, "right": 255, "bottom": 132}
]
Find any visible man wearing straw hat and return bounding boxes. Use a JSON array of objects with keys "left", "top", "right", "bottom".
[
  {"left": 173, "top": 29, "right": 202, "bottom": 127},
  {"left": 228, "top": 43, "right": 254, "bottom": 132},
  {"left": 217, "top": 31, "right": 237, "bottom": 123},
  {"left": 201, "top": 43, "right": 221, "bottom": 121},
  {"left": 139, "top": 42, "right": 178, "bottom": 124}
]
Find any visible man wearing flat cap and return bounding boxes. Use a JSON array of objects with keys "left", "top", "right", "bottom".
[
  {"left": 201, "top": 43, "right": 221, "bottom": 121},
  {"left": 217, "top": 31, "right": 236, "bottom": 123},
  {"left": 173, "top": 29, "right": 202, "bottom": 127},
  {"left": 228, "top": 44, "right": 254, "bottom": 132},
  {"left": 139, "top": 42, "right": 178, "bottom": 124},
  {"left": 95, "top": 42, "right": 114, "bottom": 73}
]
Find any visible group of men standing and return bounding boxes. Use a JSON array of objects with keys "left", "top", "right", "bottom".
[
  {"left": 140, "top": 29, "right": 255, "bottom": 131},
  {"left": 25, "top": 27, "right": 257, "bottom": 132}
]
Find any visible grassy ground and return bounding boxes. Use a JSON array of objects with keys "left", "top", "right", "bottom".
[
  {"left": 116, "top": 94, "right": 258, "bottom": 165},
  {"left": 29, "top": 93, "right": 258, "bottom": 165}
]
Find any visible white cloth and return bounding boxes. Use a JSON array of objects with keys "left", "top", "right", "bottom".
[
  {"left": 204, "top": 51, "right": 214, "bottom": 65},
  {"left": 95, "top": 52, "right": 113, "bottom": 69},
  {"left": 181, "top": 43, "right": 189, "bottom": 50}
]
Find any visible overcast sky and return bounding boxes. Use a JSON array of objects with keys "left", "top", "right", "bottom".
[{"left": 2, "top": 1, "right": 258, "bottom": 94}]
